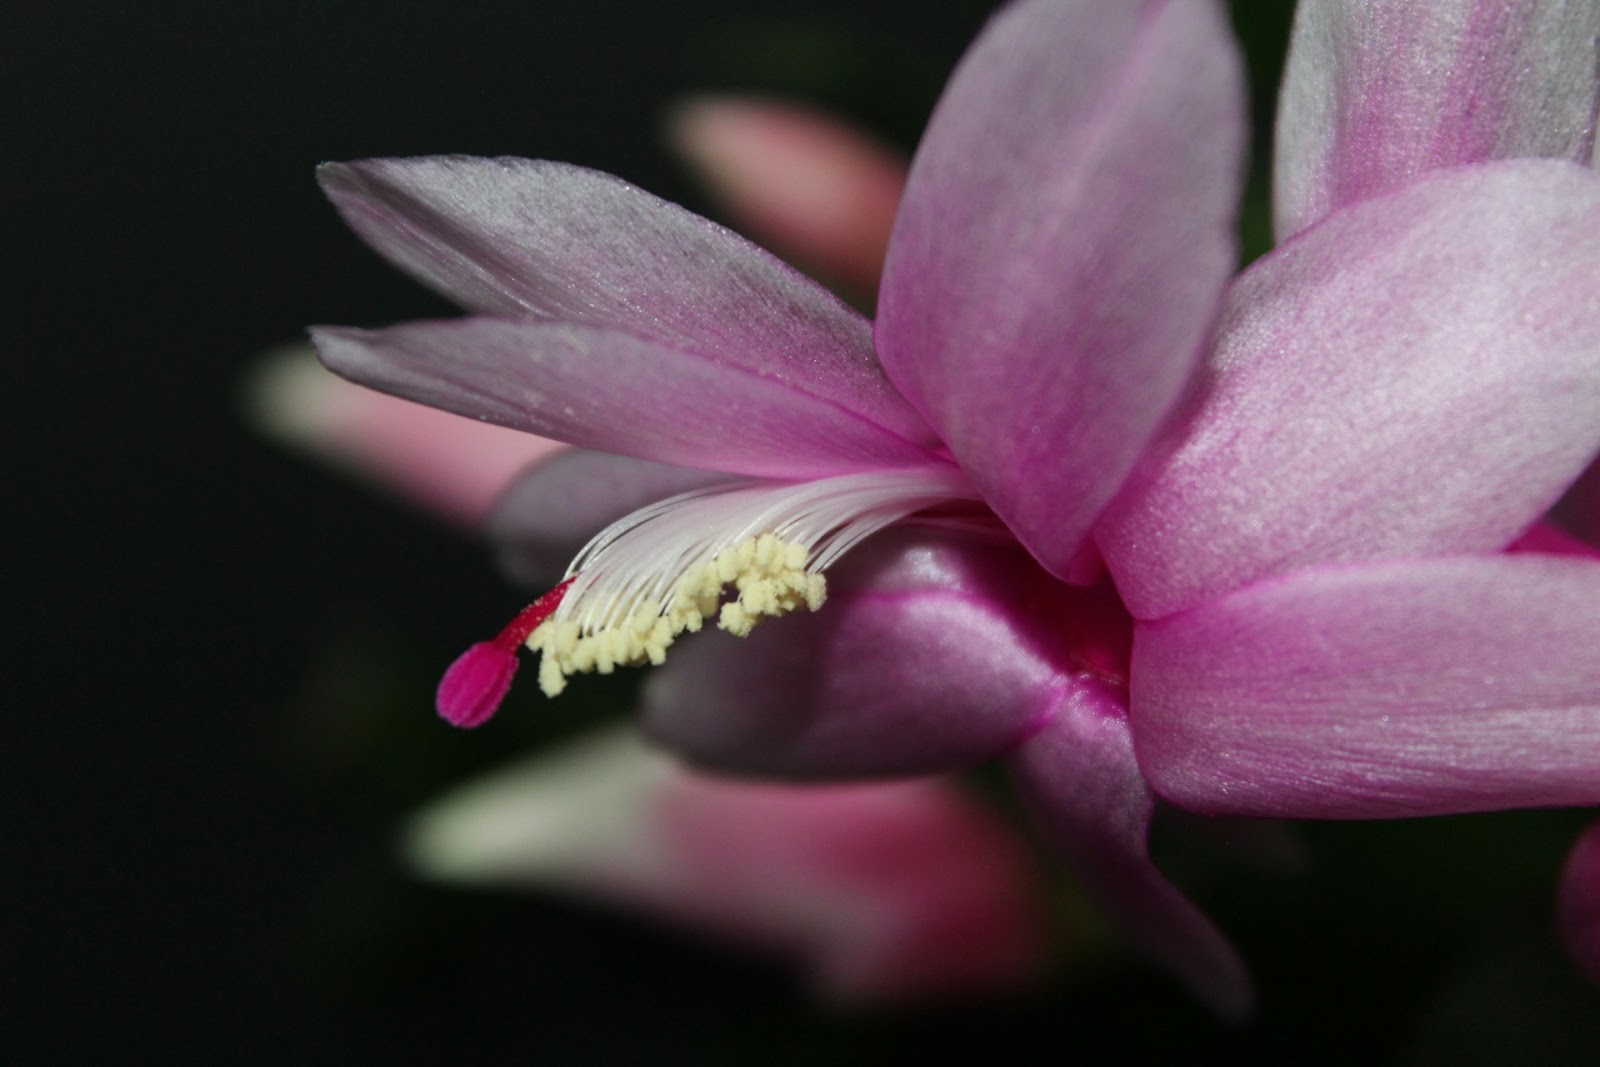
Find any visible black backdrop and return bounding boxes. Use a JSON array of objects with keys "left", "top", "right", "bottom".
[{"left": 10, "top": 1, "right": 1599, "bottom": 1062}]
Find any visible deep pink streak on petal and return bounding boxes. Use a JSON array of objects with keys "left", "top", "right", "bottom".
[
  {"left": 667, "top": 97, "right": 906, "bottom": 300},
  {"left": 1507, "top": 520, "right": 1600, "bottom": 560},
  {"left": 877, "top": 0, "right": 1245, "bottom": 580},
  {"left": 1275, "top": 0, "right": 1600, "bottom": 239},
  {"left": 1560, "top": 821, "right": 1600, "bottom": 988},
  {"left": 312, "top": 319, "right": 943, "bottom": 480},
  {"left": 1099, "top": 160, "right": 1600, "bottom": 620},
  {"left": 317, "top": 157, "right": 935, "bottom": 445},
  {"left": 1008, "top": 680, "right": 1252, "bottom": 1020},
  {"left": 1132, "top": 555, "right": 1600, "bottom": 819}
]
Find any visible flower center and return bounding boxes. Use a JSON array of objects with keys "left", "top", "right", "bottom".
[
  {"left": 1056, "top": 570, "right": 1134, "bottom": 689},
  {"left": 528, "top": 530, "right": 825, "bottom": 698},
  {"left": 437, "top": 467, "right": 980, "bottom": 727}
]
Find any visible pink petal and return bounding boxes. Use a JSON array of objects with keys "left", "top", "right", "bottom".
[
  {"left": 405, "top": 729, "right": 1046, "bottom": 1005},
  {"left": 1132, "top": 555, "right": 1600, "bottom": 819},
  {"left": 1008, "top": 681, "right": 1252, "bottom": 1020},
  {"left": 1099, "top": 161, "right": 1600, "bottom": 620},
  {"left": 642, "top": 532, "right": 1070, "bottom": 779},
  {"left": 487, "top": 449, "right": 730, "bottom": 581},
  {"left": 318, "top": 157, "right": 934, "bottom": 444},
  {"left": 1560, "top": 820, "right": 1600, "bottom": 988},
  {"left": 312, "top": 319, "right": 942, "bottom": 479},
  {"left": 666, "top": 96, "right": 906, "bottom": 299},
  {"left": 249, "top": 344, "right": 561, "bottom": 525},
  {"left": 876, "top": 0, "right": 1245, "bottom": 578},
  {"left": 1276, "top": 0, "right": 1600, "bottom": 240}
]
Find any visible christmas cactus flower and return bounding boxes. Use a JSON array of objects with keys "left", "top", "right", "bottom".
[
  {"left": 311, "top": 0, "right": 1600, "bottom": 1014},
  {"left": 264, "top": 98, "right": 1056, "bottom": 1004}
]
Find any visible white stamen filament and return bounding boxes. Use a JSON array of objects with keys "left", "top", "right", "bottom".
[{"left": 526, "top": 467, "right": 979, "bottom": 696}]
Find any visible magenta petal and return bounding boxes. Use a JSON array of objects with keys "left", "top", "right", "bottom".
[
  {"left": 488, "top": 449, "right": 731, "bottom": 581},
  {"left": 1099, "top": 161, "right": 1600, "bottom": 620},
  {"left": 1276, "top": 0, "right": 1600, "bottom": 239},
  {"left": 312, "top": 319, "right": 941, "bottom": 479},
  {"left": 318, "top": 157, "right": 935, "bottom": 444},
  {"left": 1132, "top": 556, "right": 1600, "bottom": 819},
  {"left": 1008, "top": 682, "right": 1252, "bottom": 1020},
  {"left": 642, "top": 534, "right": 1068, "bottom": 779},
  {"left": 1507, "top": 520, "right": 1600, "bottom": 561},
  {"left": 1560, "top": 821, "right": 1600, "bottom": 988},
  {"left": 876, "top": 0, "right": 1245, "bottom": 578}
]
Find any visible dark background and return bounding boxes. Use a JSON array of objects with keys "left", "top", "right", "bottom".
[{"left": 9, "top": 1, "right": 1598, "bottom": 1062}]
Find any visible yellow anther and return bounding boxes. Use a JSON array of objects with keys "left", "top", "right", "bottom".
[{"left": 525, "top": 533, "right": 826, "bottom": 697}]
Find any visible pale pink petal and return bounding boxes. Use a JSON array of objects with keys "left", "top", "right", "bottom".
[
  {"left": 1559, "top": 820, "right": 1600, "bottom": 988},
  {"left": 249, "top": 344, "right": 561, "bottom": 525},
  {"left": 318, "top": 157, "right": 934, "bottom": 444},
  {"left": 642, "top": 532, "right": 1069, "bottom": 779},
  {"left": 1132, "top": 556, "right": 1600, "bottom": 819},
  {"left": 1276, "top": 0, "right": 1600, "bottom": 239},
  {"left": 1099, "top": 161, "right": 1600, "bottom": 620},
  {"left": 667, "top": 96, "right": 906, "bottom": 298},
  {"left": 405, "top": 729, "right": 1046, "bottom": 1004},
  {"left": 488, "top": 449, "right": 730, "bottom": 581},
  {"left": 312, "top": 319, "right": 943, "bottom": 479},
  {"left": 876, "top": 0, "right": 1245, "bottom": 578},
  {"left": 1008, "top": 681, "right": 1252, "bottom": 1020}
]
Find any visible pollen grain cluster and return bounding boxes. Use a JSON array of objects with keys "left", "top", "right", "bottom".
[{"left": 526, "top": 533, "right": 826, "bottom": 697}]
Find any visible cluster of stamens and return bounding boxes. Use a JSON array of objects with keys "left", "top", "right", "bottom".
[
  {"left": 527, "top": 532, "right": 824, "bottom": 697},
  {"left": 435, "top": 468, "right": 980, "bottom": 728}
]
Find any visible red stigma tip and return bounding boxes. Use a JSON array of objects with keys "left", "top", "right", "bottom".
[
  {"left": 436, "top": 577, "right": 578, "bottom": 728},
  {"left": 436, "top": 642, "right": 518, "bottom": 728}
]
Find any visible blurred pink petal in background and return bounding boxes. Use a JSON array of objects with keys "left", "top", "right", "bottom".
[
  {"left": 251, "top": 344, "right": 562, "bottom": 525},
  {"left": 668, "top": 96, "right": 907, "bottom": 299},
  {"left": 405, "top": 729, "right": 1047, "bottom": 1004}
]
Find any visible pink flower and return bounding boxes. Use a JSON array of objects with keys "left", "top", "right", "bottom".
[
  {"left": 310, "top": 0, "right": 1600, "bottom": 1014},
  {"left": 407, "top": 729, "right": 1044, "bottom": 1005},
  {"left": 262, "top": 99, "right": 1052, "bottom": 1003}
]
